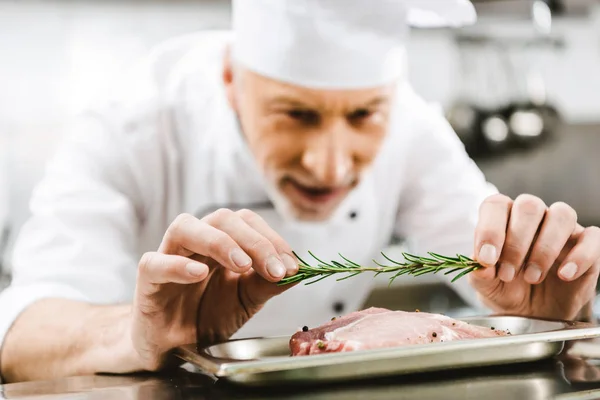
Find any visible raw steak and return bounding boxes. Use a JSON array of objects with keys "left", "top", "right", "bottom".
[{"left": 290, "top": 307, "right": 509, "bottom": 356}]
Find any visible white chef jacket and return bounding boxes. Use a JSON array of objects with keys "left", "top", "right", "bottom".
[{"left": 0, "top": 31, "right": 497, "bottom": 348}]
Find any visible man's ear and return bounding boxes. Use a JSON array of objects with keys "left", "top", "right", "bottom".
[{"left": 222, "top": 45, "right": 237, "bottom": 111}]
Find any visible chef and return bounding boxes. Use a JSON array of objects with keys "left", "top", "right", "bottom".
[{"left": 1, "top": 0, "right": 598, "bottom": 383}]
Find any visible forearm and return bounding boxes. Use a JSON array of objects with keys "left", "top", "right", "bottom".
[{"left": 0, "top": 298, "right": 143, "bottom": 383}]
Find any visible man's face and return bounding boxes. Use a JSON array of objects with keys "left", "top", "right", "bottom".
[{"left": 225, "top": 65, "right": 395, "bottom": 222}]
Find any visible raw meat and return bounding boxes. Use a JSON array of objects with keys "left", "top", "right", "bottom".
[{"left": 290, "top": 307, "right": 509, "bottom": 356}]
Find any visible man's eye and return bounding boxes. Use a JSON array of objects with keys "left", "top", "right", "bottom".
[
  {"left": 286, "top": 109, "right": 320, "bottom": 125},
  {"left": 348, "top": 108, "right": 373, "bottom": 122}
]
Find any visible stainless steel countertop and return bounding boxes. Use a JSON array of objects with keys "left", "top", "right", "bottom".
[{"left": 3, "top": 340, "right": 600, "bottom": 400}]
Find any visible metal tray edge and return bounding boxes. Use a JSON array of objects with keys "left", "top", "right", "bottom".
[{"left": 174, "top": 316, "right": 600, "bottom": 378}]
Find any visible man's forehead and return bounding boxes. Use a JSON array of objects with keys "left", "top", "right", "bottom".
[
  {"left": 265, "top": 93, "right": 393, "bottom": 110},
  {"left": 239, "top": 67, "right": 395, "bottom": 107}
]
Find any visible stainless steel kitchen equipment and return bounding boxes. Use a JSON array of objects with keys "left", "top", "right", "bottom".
[{"left": 446, "top": 0, "right": 567, "bottom": 159}]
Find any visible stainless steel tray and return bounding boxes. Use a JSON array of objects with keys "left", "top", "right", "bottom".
[{"left": 174, "top": 315, "right": 600, "bottom": 386}]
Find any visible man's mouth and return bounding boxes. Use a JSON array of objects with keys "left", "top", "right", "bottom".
[{"left": 287, "top": 179, "right": 348, "bottom": 205}]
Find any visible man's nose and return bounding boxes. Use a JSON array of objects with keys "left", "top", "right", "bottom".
[{"left": 300, "top": 124, "right": 353, "bottom": 186}]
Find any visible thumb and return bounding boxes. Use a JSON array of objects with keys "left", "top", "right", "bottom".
[{"left": 468, "top": 254, "right": 500, "bottom": 295}]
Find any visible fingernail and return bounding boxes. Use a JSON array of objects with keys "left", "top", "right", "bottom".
[
  {"left": 281, "top": 253, "right": 298, "bottom": 275},
  {"left": 498, "top": 263, "right": 515, "bottom": 282},
  {"left": 186, "top": 263, "right": 206, "bottom": 277},
  {"left": 560, "top": 262, "right": 578, "bottom": 280},
  {"left": 266, "top": 256, "right": 286, "bottom": 279},
  {"left": 230, "top": 248, "right": 252, "bottom": 269},
  {"left": 524, "top": 264, "right": 542, "bottom": 284},
  {"left": 479, "top": 244, "right": 497, "bottom": 265}
]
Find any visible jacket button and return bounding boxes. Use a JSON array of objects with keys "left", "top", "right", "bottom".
[{"left": 333, "top": 302, "right": 345, "bottom": 313}]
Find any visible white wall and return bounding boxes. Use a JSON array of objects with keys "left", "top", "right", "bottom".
[{"left": 1, "top": 0, "right": 599, "bottom": 271}]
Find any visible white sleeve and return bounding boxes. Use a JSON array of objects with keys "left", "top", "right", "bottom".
[
  {"left": 0, "top": 111, "right": 144, "bottom": 349},
  {"left": 394, "top": 96, "right": 498, "bottom": 310}
]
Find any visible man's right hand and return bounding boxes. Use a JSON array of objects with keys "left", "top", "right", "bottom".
[{"left": 130, "top": 209, "right": 298, "bottom": 371}]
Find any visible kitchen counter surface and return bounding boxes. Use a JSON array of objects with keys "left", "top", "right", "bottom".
[{"left": 3, "top": 340, "right": 600, "bottom": 400}]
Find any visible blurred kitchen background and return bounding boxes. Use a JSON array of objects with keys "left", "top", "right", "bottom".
[{"left": 1, "top": 0, "right": 599, "bottom": 314}]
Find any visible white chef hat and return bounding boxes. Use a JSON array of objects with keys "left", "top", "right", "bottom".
[{"left": 231, "top": 0, "right": 476, "bottom": 89}]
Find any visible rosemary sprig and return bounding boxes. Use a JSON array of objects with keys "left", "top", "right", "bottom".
[{"left": 278, "top": 251, "right": 482, "bottom": 286}]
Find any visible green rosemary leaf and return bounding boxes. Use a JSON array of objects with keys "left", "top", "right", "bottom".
[
  {"left": 331, "top": 260, "right": 352, "bottom": 270},
  {"left": 336, "top": 271, "right": 363, "bottom": 281},
  {"left": 428, "top": 252, "right": 461, "bottom": 263},
  {"left": 413, "top": 268, "right": 436, "bottom": 277},
  {"left": 432, "top": 265, "right": 446, "bottom": 274},
  {"left": 277, "top": 274, "right": 306, "bottom": 286},
  {"left": 305, "top": 274, "right": 333, "bottom": 285},
  {"left": 292, "top": 251, "right": 312, "bottom": 267},
  {"left": 373, "top": 259, "right": 389, "bottom": 269},
  {"left": 409, "top": 252, "right": 437, "bottom": 263},
  {"left": 374, "top": 270, "right": 385, "bottom": 277},
  {"left": 388, "top": 268, "right": 410, "bottom": 286},
  {"left": 396, "top": 268, "right": 414, "bottom": 277},
  {"left": 339, "top": 253, "right": 361, "bottom": 267},
  {"left": 415, "top": 254, "right": 438, "bottom": 263},
  {"left": 444, "top": 266, "right": 465, "bottom": 275},
  {"left": 381, "top": 252, "right": 406, "bottom": 266},
  {"left": 451, "top": 266, "right": 476, "bottom": 282},
  {"left": 458, "top": 254, "right": 474, "bottom": 263},
  {"left": 298, "top": 266, "right": 326, "bottom": 274},
  {"left": 437, "top": 261, "right": 456, "bottom": 270},
  {"left": 282, "top": 276, "right": 306, "bottom": 285},
  {"left": 308, "top": 251, "right": 335, "bottom": 268},
  {"left": 401, "top": 252, "right": 422, "bottom": 264}
]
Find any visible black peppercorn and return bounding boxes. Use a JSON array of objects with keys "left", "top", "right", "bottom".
[
  {"left": 333, "top": 302, "right": 345, "bottom": 313},
  {"left": 302, "top": 326, "right": 308, "bottom": 332}
]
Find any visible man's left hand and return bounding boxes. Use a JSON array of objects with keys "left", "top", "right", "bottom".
[{"left": 469, "top": 193, "right": 600, "bottom": 320}]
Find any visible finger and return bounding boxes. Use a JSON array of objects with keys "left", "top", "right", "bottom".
[
  {"left": 206, "top": 209, "right": 287, "bottom": 282},
  {"left": 160, "top": 213, "right": 252, "bottom": 273},
  {"left": 497, "top": 194, "right": 547, "bottom": 283},
  {"left": 474, "top": 194, "right": 512, "bottom": 271},
  {"left": 238, "top": 269, "right": 299, "bottom": 316},
  {"left": 138, "top": 251, "right": 209, "bottom": 285},
  {"left": 522, "top": 202, "right": 577, "bottom": 284},
  {"left": 466, "top": 250, "right": 496, "bottom": 281},
  {"left": 468, "top": 274, "right": 502, "bottom": 308},
  {"left": 237, "top": 209, "right": 298, "bottom": 276},
  {"left": 471, "top": 263, "right": 496, "bottom": 281},
  {"left": 558, "top": 226, "right": 600, "bottom": 282}
]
